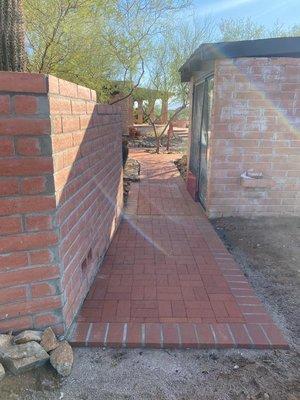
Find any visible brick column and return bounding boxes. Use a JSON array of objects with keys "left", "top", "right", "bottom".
[
  {"left": 137, "top": 100, "right": 143, "bottom": 124},
  {"left": 0, "top": 72, "right": 63, "bottom": 333},
  {"left": 0, "top": 72, "right": 124, "bottom": 334},
  {"left": 148, "top": 100, "right": 155, "bottom": 121},
  {"left": 160, "top": 99, "right": 168, "bottom": 124}
]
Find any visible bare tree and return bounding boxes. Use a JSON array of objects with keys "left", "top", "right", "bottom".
[
  {"left": 143, "top": 101, "right": 187, "bottom": 154},
  {"left": 106, "top": 0, "right": 191, "bottom": 104},
  {"left": 139, "top": 16, "right": 216, "bottom": 154},
  {"left": 219, "top": 17, "right": 300, "bottom": 41}
]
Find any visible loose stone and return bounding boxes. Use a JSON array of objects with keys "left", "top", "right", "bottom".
[
  {"left": 14, "top": 330, "right": 42, "bottom": 345},
  {"left": 41, "top": 327, "right": 59, "bottom": 352},
  {"left": 50, "top": 341, "right": 73, "bottom": 377},
  {"left": 0, "top": 341, "right": 49, "bottom": 375}
]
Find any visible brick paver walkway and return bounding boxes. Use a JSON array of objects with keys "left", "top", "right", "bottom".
[{"left": 69, "top": 150, "right": 288, "bottom": 349}]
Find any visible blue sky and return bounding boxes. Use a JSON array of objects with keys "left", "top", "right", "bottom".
[{"left": 191, "top": 0, "right": 300, "bottom": 28}]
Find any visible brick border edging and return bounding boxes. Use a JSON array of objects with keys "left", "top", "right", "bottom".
[{"left": 68, "top": 322, "right": 288, "bottom": 350}]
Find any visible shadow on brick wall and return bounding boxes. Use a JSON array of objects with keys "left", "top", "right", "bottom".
[
  {"left": 0, "top": 72, "right": 123, "bottom": 334},
  {"left": 49, "top": 76, "right": 124, "bottom": 332}
]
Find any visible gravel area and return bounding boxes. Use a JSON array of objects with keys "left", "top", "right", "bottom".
[{"left": 128, "top": 131, "right": 188, "bottom": 154}]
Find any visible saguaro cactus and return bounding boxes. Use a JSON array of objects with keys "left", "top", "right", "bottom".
[{"left": 0, "top": 0, "right": 26, "bottom": 71}]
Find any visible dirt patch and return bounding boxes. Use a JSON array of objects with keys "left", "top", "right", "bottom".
[
  {"left": 211, "top": 217, "right": 300, "bottom": 347},
  {"left": 1, "top": 217, "right": 299, "bottom": 400},
  {"left": 128, "top": 132, "right": 188, "bottom": 153},
  {"left": 1, "top": 347, "right": 299, "bottom": 400}
]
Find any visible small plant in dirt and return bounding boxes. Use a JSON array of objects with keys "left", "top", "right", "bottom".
[{"left": 143, "top": 104, "right": 187, "bottom": 154}]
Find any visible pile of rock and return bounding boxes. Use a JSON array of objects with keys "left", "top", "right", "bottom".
[
  {"left": 174, "top": 154, "right": 187, "bottom": 180},
  {"left": 124, "top": 158, "right": 140, "bottom": 182},
  {"left": 0, "top": 327, "right": 73, "bottom": 380},
  {"left": 123, "top": 158, "right": 140, "bottom": 204}
]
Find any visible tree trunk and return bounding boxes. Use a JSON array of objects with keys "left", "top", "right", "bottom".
[
  {"left": 0, "top": 0, "right": 26, "bottom": 71},
  {"left": 166, "top": 122, "right": 173, "bottom": 152},
  {"left": 155, "top": 136, "right": 160, "bottom": 154}
]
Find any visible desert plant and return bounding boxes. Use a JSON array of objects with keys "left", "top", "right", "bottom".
[
  {"left": 0, "top": 0, "right": 26, "bottom": 71},
  {"left": 128, "top": 126, "right": 141, "bottom": 139}
]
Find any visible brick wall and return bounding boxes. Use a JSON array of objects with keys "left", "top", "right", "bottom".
[
  {"left": 0, "top": 72, "right": 123, "bottom": 333},
  {"left": 207, "top": 57, "right": 300, "bottom": 217},
  {"left": 48, "top": 76, "right": 123, "bottom": 328},
  {"left": 172, "top": 119, "right": 188, "bottom": 128},
  {"left": 0, "top": 72, "right": 62, "bottom": 332},
  {"left": 110, "top": 93, "right": 133, "bottom": 134}
]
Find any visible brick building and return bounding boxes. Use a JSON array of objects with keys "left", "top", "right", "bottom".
[
  {"left": 180, "top": 37, "right": 300, "bottom": 217},
  {"left": 0, "top": 72, "right": 123, "bottom": 333}
]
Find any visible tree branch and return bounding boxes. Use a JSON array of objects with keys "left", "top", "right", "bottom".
[{"left": 109, "top": 52, "right": 145, "bottom": 105}]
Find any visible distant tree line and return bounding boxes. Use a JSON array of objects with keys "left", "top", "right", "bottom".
[{"left": 1, "top": 1, "right": 299, "bottom": 107}]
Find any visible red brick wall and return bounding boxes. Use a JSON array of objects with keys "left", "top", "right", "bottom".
[
  {"left": 172, "top": 119, "right": 188, "bottom": 128},
  {"left": 48, "top": 76, "right": 123, "bottom": 329},
  {"left": 207, "top": 57, "right": 300, "bottom": 217},
  {"left": 110, "top": 93, "right": 133, "bottom": 134},
  {"left": 0, "top": 72, "right": 62, "bottom": 333},
  {"left": 186, "top": 170, "right": 197, "bottom": 200},
  {"left": 0, "top": 72, "right": 123, "bottom": 333}
]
